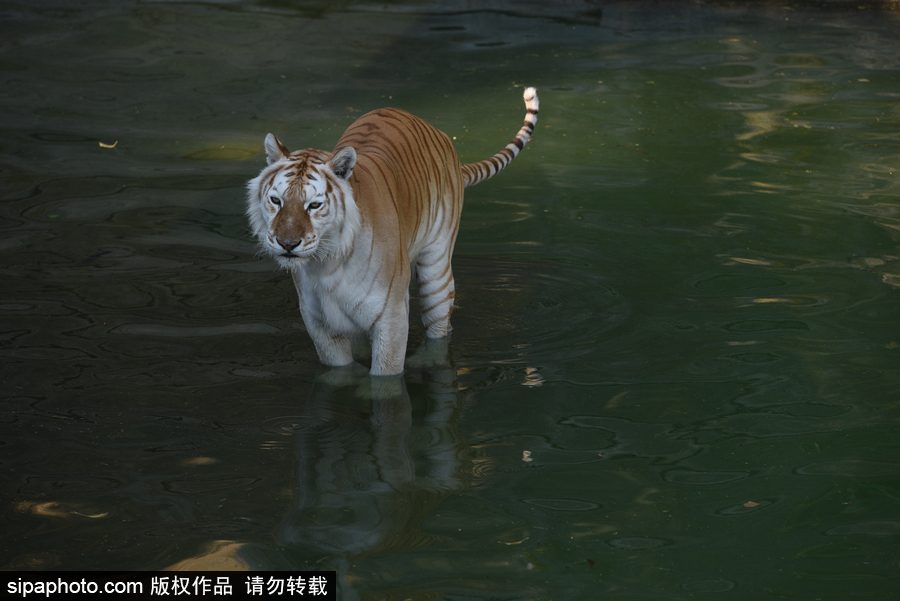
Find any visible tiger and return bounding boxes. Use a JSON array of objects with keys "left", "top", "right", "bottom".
[{"left": 246, "top": 87, "right": 539, "bottom": 376}]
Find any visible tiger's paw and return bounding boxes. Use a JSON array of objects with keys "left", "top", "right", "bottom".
[
  {"left": 316, "top": 362, "right": 369, "bottom": 388},
  {"left": 317, "top": 363, "right": 405, "bottom": 400},
  {"left": 353, "top": 374, "right": 405, "bottom": 401}
]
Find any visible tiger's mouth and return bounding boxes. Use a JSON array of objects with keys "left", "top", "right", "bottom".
[
  {"left": 277, "top": 251, "right": 310, "bottom": 264},
  {"left": 278, "top": 247, "right": 315, "bottom": 259},
  {"left": 273, "top": 251, "right": 310, "bottom": 270},
  {"left": 270, "top": 241, "right": 317, "bottom": 265}
]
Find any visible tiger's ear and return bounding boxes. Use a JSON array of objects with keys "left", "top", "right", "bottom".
[
  {"left": 330, "top": 147, "right": 357, "bottom": 180},
  {"left": 264, "top": 133, "right": 289, "bottom": 165}
]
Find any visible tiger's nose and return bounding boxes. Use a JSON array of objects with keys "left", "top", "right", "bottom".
[{"left": 277, "top": 238, "right": 301, "bottom": 251}]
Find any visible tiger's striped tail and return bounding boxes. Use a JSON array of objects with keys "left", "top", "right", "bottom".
[{"left": 461, "top": 87, "right": 539, "bottom": 188}]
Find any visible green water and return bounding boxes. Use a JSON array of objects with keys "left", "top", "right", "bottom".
[{"left": 2, "top": 1, "right": 900, "bottom": 598}]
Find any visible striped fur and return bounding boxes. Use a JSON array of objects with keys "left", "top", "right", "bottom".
[{"left": 246, "top": 87, "right": 539, "bottom": 375}]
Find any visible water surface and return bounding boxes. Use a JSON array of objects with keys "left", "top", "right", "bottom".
[{"left": 2, "top": 1, "right": 900, "bottom": 599}]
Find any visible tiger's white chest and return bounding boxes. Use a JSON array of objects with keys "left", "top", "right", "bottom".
[{"left": 291, "top": 253, "right": 397, "bottom": 338}]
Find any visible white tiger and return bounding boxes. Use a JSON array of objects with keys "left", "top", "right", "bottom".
[{"left": 246, "top": 87, "right": 539, "bottom": 375}]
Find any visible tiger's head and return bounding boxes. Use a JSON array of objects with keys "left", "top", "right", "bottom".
[{"left": 246, "top": 133, "right": 361, "bottom": 270}]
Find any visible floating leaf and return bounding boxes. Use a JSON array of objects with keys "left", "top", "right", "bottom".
[
  {"left": 743, "top": 501, "right": 761, "bottom": 508},
  {"left": 500, "top": 538, "right": 529, "bottom": 546}
]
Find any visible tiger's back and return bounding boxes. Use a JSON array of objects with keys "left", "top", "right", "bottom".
[{"left": 334, "top": 108, "right": 465, "bottom": 270}]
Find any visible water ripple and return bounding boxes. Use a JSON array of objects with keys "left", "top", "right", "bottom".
[
  {"left": 111, "top": 323, "right": 281, "bottom": 337},
  {"left": 451, "top": 257, "right": 629, "bottom": 367}
]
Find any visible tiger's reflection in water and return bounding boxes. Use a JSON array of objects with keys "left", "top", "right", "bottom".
[
  {"left": 167, "top": 349, "right": 468, "bottom": 598},
  {"left": 275, "top": 352, "right": 468, "bottom": 560}
]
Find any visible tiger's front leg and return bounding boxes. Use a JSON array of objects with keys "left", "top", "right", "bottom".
[
  {"left": 291, "top": 268, "right": 353, "bottom": 367},
  {"left": 306, "top": 318, "right": 354, "bottom": 368},
  {"left": 368, "top": 298, "right": 410, "bottom": 376}
]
